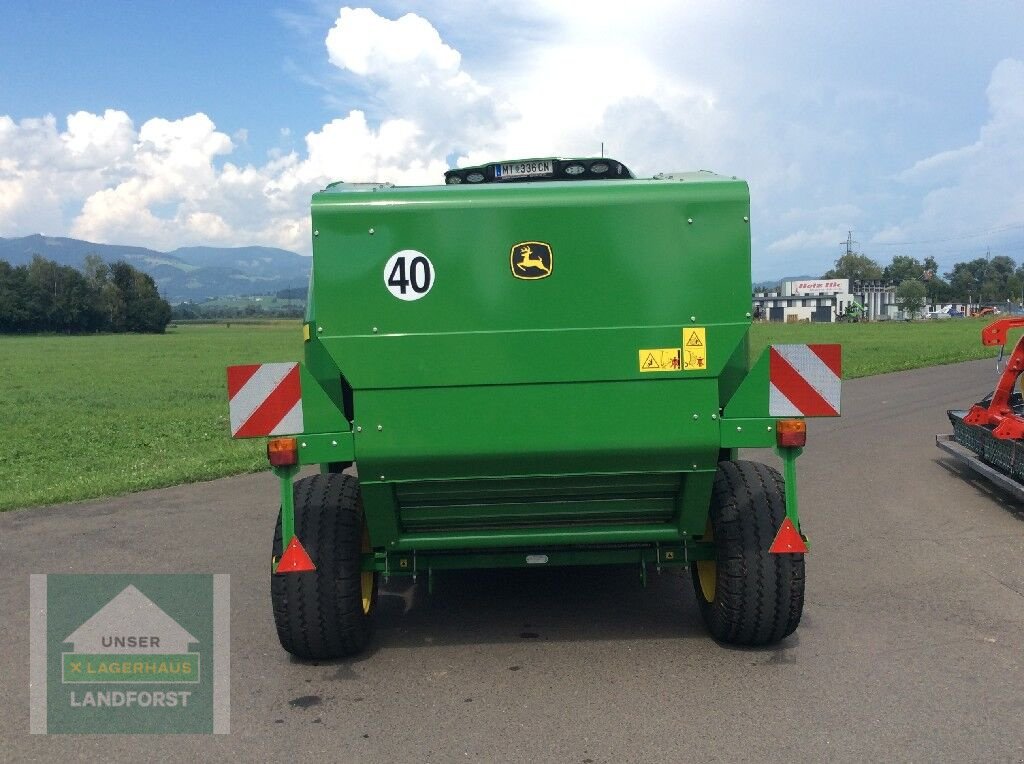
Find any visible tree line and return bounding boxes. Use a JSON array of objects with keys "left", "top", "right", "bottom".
[
  {"left": 171, "top": 302, "right": 304, "bottom": 320},
  {"left": 822, "top": 251, "right": 1024, "bottom": 305},
  {"left": 0, "top": 254, "right": 171, "bottom": 334},
  {"left": 172, "top": 287, "right": 305, "bottom": 320}
]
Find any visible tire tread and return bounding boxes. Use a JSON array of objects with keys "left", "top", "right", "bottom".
[
  {"left": 271, "top": 473, "right": 374, "bottom": 659},
  {"left": 692, "top": 460, "right": 804, "bottom": 645}
]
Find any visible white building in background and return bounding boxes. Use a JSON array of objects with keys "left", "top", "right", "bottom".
[{"left": 753, "top": 278, "right": 899, "bottom": 322}]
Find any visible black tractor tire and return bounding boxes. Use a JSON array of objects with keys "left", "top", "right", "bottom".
[
  {"left": 691, "top": 460, "right": 804, "bottom": 645},
  {"left": 271, "top": 473, "right": 377, "bottom": 659}
]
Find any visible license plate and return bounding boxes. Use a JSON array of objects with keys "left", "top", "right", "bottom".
[{"left": 495, "top": 159, "right": 553, "bottom": 180}]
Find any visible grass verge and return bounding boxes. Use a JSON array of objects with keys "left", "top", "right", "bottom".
[
  {"left": 6, "top": 322, "right": 299, "bottom": 511},
  {"left": 750, "top": 318, "right": 1011, "bottom": 378},
  {"left": 2, "top": 318, "right": 1009, "bottom": 510}
]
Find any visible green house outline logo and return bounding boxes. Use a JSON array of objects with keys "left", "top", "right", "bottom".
[{"left": 61, "top": 585, "right": 200, "bottom": 685}]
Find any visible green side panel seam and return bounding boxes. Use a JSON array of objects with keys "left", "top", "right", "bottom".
[{"left": 723, "top": 345, "right": 770, "bottom": 418}]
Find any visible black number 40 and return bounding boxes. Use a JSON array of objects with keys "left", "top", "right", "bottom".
[{"left": 387, "top": 255, "right": 432, "bottom": 294}]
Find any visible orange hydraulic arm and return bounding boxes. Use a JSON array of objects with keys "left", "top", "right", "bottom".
[{"left": 964, "top": 317, "right": 1024, "bottom": 439}]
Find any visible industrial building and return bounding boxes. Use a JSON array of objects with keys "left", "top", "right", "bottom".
[{"left": 753, "top": 278, "right": 899, "bottom": 322}]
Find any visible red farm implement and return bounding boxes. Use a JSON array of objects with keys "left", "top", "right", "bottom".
[{"left": 938, "top": 317, "right": 1024, "bottom": 500}]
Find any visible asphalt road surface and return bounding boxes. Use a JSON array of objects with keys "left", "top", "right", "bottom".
[{"left": 3, "top": 358, "right": 1023, "bottom": 762}]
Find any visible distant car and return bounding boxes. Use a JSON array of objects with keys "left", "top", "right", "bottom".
[
  {"left": 947, "top": 309, "right": 964, "bottom": 317},
  {"left": 977, "top": 307, "right": 999, "bottom": 317}
]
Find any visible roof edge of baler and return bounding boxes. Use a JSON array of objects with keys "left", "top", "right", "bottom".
[{"left": 317, "top": 157, "right": 743, "bottom": 196}]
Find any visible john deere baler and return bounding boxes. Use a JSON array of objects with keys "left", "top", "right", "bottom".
[{"left": 227, "top": 157, "right": 842, "bottom": 658}]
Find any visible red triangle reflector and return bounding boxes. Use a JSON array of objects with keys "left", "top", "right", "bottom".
[
  {"left": 769, "top": 517, "right": 808, "bottom": 554},
  {"left": 276, "top": 536, "right": 316, "bottom": 573}
]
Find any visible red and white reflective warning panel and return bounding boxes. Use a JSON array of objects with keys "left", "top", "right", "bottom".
[
  {"left": 769, "top": 344, "right": 841, "bottom": 417},
  {"left": 227, "top": 363, "right": 303, "bottom": 438}
]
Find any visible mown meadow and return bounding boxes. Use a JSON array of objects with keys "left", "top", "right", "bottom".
[
  {"left": 5, "top": 322, "right": 299, "bottom": 510},
  {"left": 2, "top": 318, "right": 1012, "bottom": 510},
  {"left": 752, "top": 318, "right": 1014, "bottom": 378}
]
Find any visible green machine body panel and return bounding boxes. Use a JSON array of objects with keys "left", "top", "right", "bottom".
[{"left": 288, "top": 168, "right": 789, "bottom": 567}]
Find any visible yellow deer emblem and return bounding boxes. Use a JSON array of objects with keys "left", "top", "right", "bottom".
[{"left": 516, "top": 245, "right": 550, "bottom": 275}]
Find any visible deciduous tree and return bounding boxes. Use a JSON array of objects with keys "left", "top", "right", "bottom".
[
  {"left": 823, "top": 253, "right": 883, "bottom": 281},
  {"left": 896, "top": 279, "right": 927, "bottom": 318}
]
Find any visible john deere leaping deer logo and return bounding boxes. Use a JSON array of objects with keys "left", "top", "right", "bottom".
[{"left": 510, "top": 241, "right": 553, "bottom": 280}]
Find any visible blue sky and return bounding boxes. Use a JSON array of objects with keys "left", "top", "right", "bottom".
[{"left": 1, "top": 1, "right": 1023, "bottom": 280}]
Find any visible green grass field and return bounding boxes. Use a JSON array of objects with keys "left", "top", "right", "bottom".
[
  {"left": 2, "top": 318, "right": 1011, "bottom": 511},
  {"left": 5, "top": 322, "right": 300, "bottom": 511},
  {"left": 752, "top": 319, "right": 1014, "bottom": 379}
]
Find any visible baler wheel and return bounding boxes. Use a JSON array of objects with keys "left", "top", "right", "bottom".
[
  {"left": 690, "top": 460, "right": 804, "bottom": 645},
  {"left": 271, "top": 473, "right": 378, "bottom": 659}
]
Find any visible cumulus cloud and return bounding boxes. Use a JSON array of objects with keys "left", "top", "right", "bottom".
[
  {"left": 881, "top": 58, "right": 1024, "bottom": 245},
  {"left": 326, "top": 8, "right": 460, "bottom": 76},
  {"left": 71, "top": 113, "right": 239, "bottom": 246},
  {"left": 0, "top": 110, "right": 138, "bottom": 233},
  {"left": 768, "top": 226, "right": 852, "bottom": 253},
  {"left": 1, "top": 4, "right": 1022, "bottom": 278},
  {"left": 324, "top": 7, "right": 509, "bottom": 161},
  {"left": 0, "top": 110, "right": 272, "bottom": 249},
  {"left": 0, "top": 7, "right": 510, "bottom": 253}
]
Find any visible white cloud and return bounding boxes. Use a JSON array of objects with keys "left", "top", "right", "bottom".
[
  {"left": 62, "top": 110, "right": 135, "bottom": 167},
  {"left": 326, "top": 8, "right": 460, "bottom": 77},
  {"left": 780, "top": 204, "right": 862, "bottom": 226},
  {"left": 0, "top": 5, "right": 1022, "bottom": 280},
  {"left": 768, "top": 226, "right": 852, "bottom": 253},
  {"left": 883, "top": 58, "right": 1024, "bottom": 249},
  {"left": 70, "top": 114, "right": 240, "bottom": 246},
  {"left": 896, "top": 141, "right": 981, "bottom": 185},
  {"left": 0, "top": 109, "right": 307, "bottom": 252},
  {"left": 324, "top": 7, "right": 509, "bottom": 161},
  {"left": 0, "top": 7, "right": 511, "bottom": 254}
]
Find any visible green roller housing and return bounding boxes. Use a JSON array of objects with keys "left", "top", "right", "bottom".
[{"left": 306, "top": 171, "right": 752, "bottom": 543}]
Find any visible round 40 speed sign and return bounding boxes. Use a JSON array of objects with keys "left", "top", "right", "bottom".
[{"left": 384, "top": 250, "right": 435, "bottom": 301}]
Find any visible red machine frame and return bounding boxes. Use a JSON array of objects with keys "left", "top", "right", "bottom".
[{"left": 964, "top": 317, "right": 1024, "bottom": 439}]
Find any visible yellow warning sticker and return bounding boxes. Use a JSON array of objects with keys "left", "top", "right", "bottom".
[
  {"left": 639, "top": 348, "right": 681, "bottom": 372},
  {"left": 682, "top": 327, "right": 707, "bottom": 371}
]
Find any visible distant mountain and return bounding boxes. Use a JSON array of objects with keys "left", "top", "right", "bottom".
[{"left": 0, "top": 234, "right": 310, "bottom": 302}]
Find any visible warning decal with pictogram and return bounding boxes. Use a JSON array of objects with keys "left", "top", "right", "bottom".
[
  {"left": 227, "top": 363, "right": 303, "bottom": 437},
  {"left": 638, "top": 348, "right": 681, "bottom": 372},
  {"left": 682, "top": 327, "right": 707, "bottom": 371},
  {"left": 769, "top": 344, "right": 841, "bottom": 417}
]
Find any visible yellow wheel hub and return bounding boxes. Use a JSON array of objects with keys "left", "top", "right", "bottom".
[
  {"left": 361, "top": 572, "right": 374, "bottom": 615},
  {"left": 360, "top": 520, "right": 374, "bottom": 615},
  {"left": 696, "top": 521, "right": 716, "bottom": 602}
]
